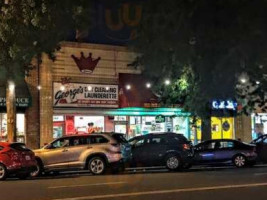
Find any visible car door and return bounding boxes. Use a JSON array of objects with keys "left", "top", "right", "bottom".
[
  {"left": 194, "top": 141, "right": 216, "bottom": 164},
  {"left": 145, "top": 136, "right": 168, "bottom": 166},
  {"left": 131, "top": 137, "right": 148, "bottom": 166},
  {"left": 257, "top": 136, "right": 267, "bottom": 162},
  {"left": 214, "top": 141, "right": 235, "bottom": 163},
  {"left": 67, "top": 136, "right": 91, "bottom": 168},
  {"left": 43, "top": 137, "right": 72, "bottom": 169}
]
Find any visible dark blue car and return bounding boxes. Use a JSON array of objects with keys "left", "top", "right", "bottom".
[{"left": 193, "top": 139, "right": 257, "bottom": 167}]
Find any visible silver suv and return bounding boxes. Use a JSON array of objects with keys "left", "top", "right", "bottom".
[{"left": 31, "top": 133, "right": 130, "bottom": 176}]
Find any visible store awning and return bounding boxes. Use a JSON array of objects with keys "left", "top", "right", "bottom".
[
  {"left": 119, "top": 73, "right": 159, "bottom": 108},
  {"left": 0, "top": 79, "right": 31, "bottom": 108},
  {"left": 105, "top": 107, "right": 190, "bottom": 117}
]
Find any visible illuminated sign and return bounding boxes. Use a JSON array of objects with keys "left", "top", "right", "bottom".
[
  {"left": 212, "top": 100, "right": 237, "bottom": 110},
  {"left": 53, "top": 82, "right": 119, "bottom": 108},
  {"left": 0, "top": 97, "right": 30, "bottom": 107}
]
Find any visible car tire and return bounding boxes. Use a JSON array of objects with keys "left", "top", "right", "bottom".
[
  {"left": 165, "top": 154, "right": 181, "bottom": 171},
  {"left": 233, "top": 155, "right": 247, "bottom": 168},
  {"left": 0, "top": 163, "right": 7, "bottom": 181},
  {"left": 30, "top": 159, "right": 43, "bottom": 177},
  {"left": 88, "top": 157, "right": 106, "bottom": 175},
  {"left": 18, "top": 173, "right": 30, "bottom": 180}
]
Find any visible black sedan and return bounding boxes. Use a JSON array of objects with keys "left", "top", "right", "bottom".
[
  {"left": 193, "top": 139, "right": 257, "bottom": 167},
  {"left": 251, "top": 134, "right": 267, "bottom": 163}
]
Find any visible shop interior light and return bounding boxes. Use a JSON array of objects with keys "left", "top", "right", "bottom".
[
  {"left": 37, "top": 85, "right": 42, "bottom": 90},
  {"left": 165, "top": 79, "right": 170, "bottom": 85},
  {"left": 146, "top": 83, "right": 151, "bottom": 88},
  {"left": 60, "top": 85, "right": 65, "bottom": 91},
  {"left": 88, "top": 86, "right": 92, "bottom": 91},
  {"left": 126, "top": 84, "right": 131, "bottom": 90}
]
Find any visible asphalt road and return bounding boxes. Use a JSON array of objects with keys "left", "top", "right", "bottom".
[{"left": 1, "top": 165, "right": 267, "bottom": 200}]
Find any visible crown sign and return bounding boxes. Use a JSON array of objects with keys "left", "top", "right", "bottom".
[{"left": 71, "top": 52, "right": 101, "bottom": 74}]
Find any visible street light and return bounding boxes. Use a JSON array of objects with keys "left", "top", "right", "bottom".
[
  {"left": 146, "top": 83, "right": 151, "bottom": 88},
  {"left": 105, "top": 86, "right": 110, "bottom": 90},
  {"left": 126, "top": 84, "right": 131, "bottom": 90},
  {"left": 256, "top": 81, "right": 260, "bottom": 85},
  {"left": 88, "top": 86, "right": 92, "bottom": 91},
  {"left": 165, "top": 79, "right": 170, "bottom": 85},
  {"left": 37, "top": 85, "right": 42, "bottom": 90}
]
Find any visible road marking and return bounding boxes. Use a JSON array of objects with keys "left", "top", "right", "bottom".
[
  {"left": 49, "top": 181, "right": 127, "bottom": 189},
  {"left": 254, "top": 172, "right": 267, "bottom": 176},
  {"left": 53, "top": 182, "right": 267, "bottom": 200}
]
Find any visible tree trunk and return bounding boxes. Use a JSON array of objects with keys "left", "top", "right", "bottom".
[
  {"left": 6, "top": 80, "right": 16, "bottom": 142},
  {"left": 201, "top": 116, "right": 211, "bottom": 141}
]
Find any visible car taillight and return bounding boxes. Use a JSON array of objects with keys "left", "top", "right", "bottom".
[
  {"left": 1, "top": 150, "right": 20, "bottom": 161},
  {"left": 183, "top": 144, "right": 190, "bottom": 150}
]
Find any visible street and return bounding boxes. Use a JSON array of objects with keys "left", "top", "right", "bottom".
[{"left": 1, "top": 165, "right": 267, "bottom": 200}]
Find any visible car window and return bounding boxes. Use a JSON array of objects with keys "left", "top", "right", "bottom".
[
  {"left": 0, "top": 146, "right": 3, "bottom": 151},
  {"left": 169, "top": 135, "right": 188, "bottom": 144},
  {"left": 147, "top": 137, "right": 167, "bottom": 144},
  {"left": 131, "top": 138, "right": 145, "bottom": 147},
  {"left": 90, "top": 136, "right": 109, "bottom": 144},
  {"left": 217, "top": 141, "right": 234, "bottom": 149},
  {"left": 263, "top": 137, "right": 267, "bottom": 144},
  {"left": 71, "top": 136, "right": 91, "bottom": 146},
  {"left": 51, "top": 138, "right": 70, "bottom": 148},
  {"left": 10, "top": 143, "right": 31, "bottom": 151},
  {"left": 112, "top": 134, "right": 127, "bottom": 143},
  {"left": 198, "top": 141, "right": 216, "bottom": 150}
]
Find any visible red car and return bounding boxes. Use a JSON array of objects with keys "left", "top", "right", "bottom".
[{"left": 0, "top": 142, "right": 36, "bottom": 180}]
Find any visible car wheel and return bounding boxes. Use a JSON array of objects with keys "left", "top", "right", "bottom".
[
  {"left": 0, "top": 163, "right": 7, "bottom": 181},
  {"left": 88, "top": 157, "right": 106, "bottom": 175},
  {"left": 166, "top": 155, "right": 181, "bottom": 171},
  {"left": 233, "top": 155, "right": 247, "bottom": 168},
  {"left": 30, "top": 160, "right": 43, "bottom": 177},
  {"left": 18, "top": 173, "right": 30, "bottom": 180}
]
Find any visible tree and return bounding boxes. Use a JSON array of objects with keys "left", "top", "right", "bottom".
[
  {"left": 0, "top": 0, "right": 94, "bottom": 142},
  {"left": 130, "top": 0, "right": 267, "bottom": 140}
]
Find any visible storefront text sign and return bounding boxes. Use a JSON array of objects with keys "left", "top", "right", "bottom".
[
  {"left": 53, "top": 82, "right": 118, "bottom": 108},
  {"left": 0, "top": 97, "right": 30, "bottom": 107},
  {"left": 212, "top": 100, "right": 237, "bottom": 110}
]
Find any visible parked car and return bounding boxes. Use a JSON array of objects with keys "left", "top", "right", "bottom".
[
  {"left": 193, "top": 139, "right": 257, "bottom": 167},
  {"left": 0, "top": 142, "right": 36, "bottom": 180},
  {"left": 251, "top": 134, "right": 267, "bottom": 163},
  {"left": 31, "top": 133, "right": 131, "bottom": 176},
  {"left": 128, "top": 133, "right": 194, "bottom": 170}
]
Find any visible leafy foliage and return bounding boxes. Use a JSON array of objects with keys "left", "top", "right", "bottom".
[
  {"left": 0, "top": 0, "right": 94, "bottom": 82},
  {"left": 131, "top": 0, "right": 267, "bottom": 118}
]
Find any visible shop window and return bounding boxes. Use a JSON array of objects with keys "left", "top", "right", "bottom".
[
  {"left": 0, "top": 113, "right": 25, "bottom": 142},
  {"left": 74, "top": 116, "right": 104, "bottom": 133}
]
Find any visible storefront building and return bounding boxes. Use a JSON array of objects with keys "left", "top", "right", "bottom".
[
  {"left": 0, "top": 80, "right": 31, "bottom": 143},
  {"left": 23, "top": 42, "right": 194, "bottom": 148}
]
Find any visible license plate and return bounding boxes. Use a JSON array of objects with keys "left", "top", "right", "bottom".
[{"left": 25, "top": 155, "right": 31, "bottom": 161}]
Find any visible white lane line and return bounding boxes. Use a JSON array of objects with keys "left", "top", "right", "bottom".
[
  {"left": 49, "top": 182, "right": 127, "bottom": 189},
  {"left": 254, "top": 172, "right": 267, "bottom": 176},
  {"left": 53, "top": 182, "right": 267, "bottom": 200}
]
